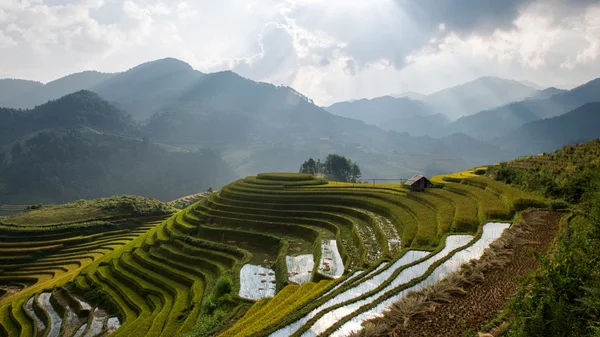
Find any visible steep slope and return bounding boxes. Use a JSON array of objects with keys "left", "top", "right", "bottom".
[
  {"left": 496, "top": 102, "right": 600, "bottom": 155},
  {"left": 422, "top": 76, "right": 538, "bottom": 120},
  {"left": 0, "top": 79, "right": 43, "bottom": 103},
  {"left": 446, "top": 78, "right": 600, "bottom": 141},
  {"left": 326, "top": 96, "right": 449, "bottom": 136},
  {"left": 0, "top": 71, "right": 114, "bottom": 109}
]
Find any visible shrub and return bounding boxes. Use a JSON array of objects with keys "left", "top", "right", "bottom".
[
  {"left": 215, "top": 275, "right": 234, "bottom": 298},
  {"left": 549, "top": 200, "right": 569, "bottom": 211}
]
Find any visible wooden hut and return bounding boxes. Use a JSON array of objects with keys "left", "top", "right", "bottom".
[{"left": 405, "top": 174, "right": 434, "bottom": 192}]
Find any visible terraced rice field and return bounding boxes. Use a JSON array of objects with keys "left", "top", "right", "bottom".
[{"left": 0, "top": 171, "right": 547, "bottom": 336}]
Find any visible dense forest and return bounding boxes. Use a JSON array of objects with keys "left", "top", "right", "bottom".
[
  {"left": 0, "top": 129, "right": 234, "bottom": 203},
  {"left": 0, "top": 90, "right": 235, "bottom": 203}
]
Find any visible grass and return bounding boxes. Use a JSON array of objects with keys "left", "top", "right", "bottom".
[
  {"left": 218, "top": 280, "right": 333, "bottom": 337},
  {"left": 1, "top": 196, "right": 174, "bottom": 227}
]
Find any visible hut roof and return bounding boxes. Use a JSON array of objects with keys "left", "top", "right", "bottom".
[{"left": 405, "top": 174, "right": 427, "bottom": 186}]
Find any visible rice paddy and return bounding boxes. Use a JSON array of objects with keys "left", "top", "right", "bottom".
[{"left": 0, "top": 171, "right": 546, "bottom": 337}]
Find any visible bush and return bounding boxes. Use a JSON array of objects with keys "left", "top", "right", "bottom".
[
  {"left": 549, "top": 200, "right": 569, "bottom": 211},
  {"left": 214, "top": 275, "right": 233, "bottom": 298}
]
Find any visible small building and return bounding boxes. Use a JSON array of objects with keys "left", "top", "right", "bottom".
[{"left": 405, "top": 174, "right": 434, "bottom": 192}]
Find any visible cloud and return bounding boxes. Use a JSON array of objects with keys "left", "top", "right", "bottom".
[
  {"left": 232, "top": 22, "right": 299, "bottom": 85},
  {"left": 0, "top": 0, "right": 600, "bottom": 106}
]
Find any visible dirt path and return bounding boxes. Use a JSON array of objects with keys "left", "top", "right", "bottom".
[{"left": 392, "top": 210, "right": 564, "bottom": 337}]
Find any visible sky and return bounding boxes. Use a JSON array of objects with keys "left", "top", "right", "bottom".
[{"left": 1, "top": 0, "right": 600, "bottom": 105}]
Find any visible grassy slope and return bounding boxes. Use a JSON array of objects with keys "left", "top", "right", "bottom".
[{"left": 1, "top": 196, "right": 174, "bottom": 227}]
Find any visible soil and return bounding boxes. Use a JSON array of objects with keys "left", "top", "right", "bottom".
[
  {"left": 0, "top": 286, "right": 21, "bottom": 303},
  {"left": 390, "top": 210, "right": 564, "bottom": 337}
]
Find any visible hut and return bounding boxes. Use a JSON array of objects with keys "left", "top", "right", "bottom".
[{"left": 405, "top": 174, "right": 434, "bottom": 192}]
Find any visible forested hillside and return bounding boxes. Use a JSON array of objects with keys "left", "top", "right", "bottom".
[
  {"left": 0, "top": 91, "right": 235, "bottom": 203},
  {"left": 496, "top": 102, "right": 600, "bottom": 156}
]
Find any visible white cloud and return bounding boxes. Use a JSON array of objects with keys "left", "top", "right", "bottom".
[{"left": 0, "top": 0, "right": 600, "bottom": 105}]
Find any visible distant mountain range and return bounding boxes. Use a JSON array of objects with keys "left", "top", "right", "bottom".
[
  {"left": 1, "top": 57, "right": 599, "bottom": 204},
  {"left": 497, "top": 102, "right": 600, "bottom": 155},
  {"left": 326, "top": 96, "right": 449, "bottom": 136},
  {"left": 326, "top": 76, "right": 544, "bottom": 136},
  {"left": 421, "top": 76, "right": 539, "bottom": 120},
  {"left": 446, "top": 78, "right": 600, "bottom": 140}
]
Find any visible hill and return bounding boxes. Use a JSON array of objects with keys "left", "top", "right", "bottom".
[
  {"left": 0, "top": 129, "right": 235, "bottom": 203},
  {"left": 496, "top": 102, "right": 600, "bottom": 156},
  {"left": 0, "top": 91, "right": 235, "bottom": 203},
  {"left": 91, "top": 58, "right": 205, "bottom": 119},
  {"left": 390, "top": 91, "right": 426, "bottom": 100},
  {"left": 527, "top": 86, "right": 568, "bottom": 100},
  {"left": 446, "top": 77, "right": 600, "bottom": 140},
  {"left": 0, "top": 169, "right": 548, "bottom": 337},
  {"left": 0, "top": 71, "right": 114, "bottom": 109},
  {"left": 326, "top": 96, "right": 449, "bottom": 136},
  {"left": 0, "top": 90, "right": 135, "bottom": 144},
  {"left": 0, "top": 79, "right": 43, "bottom": 103},
  {"left": 421, "top": 76, "right": 538, "bottom": 120}
]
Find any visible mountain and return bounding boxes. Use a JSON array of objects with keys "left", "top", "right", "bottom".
[
  {"left": 0, "top": 79, "right": 43, "bottom": 103},
  {"left": 518, "top": 80, "right": 544, "bottom": 90},
  {"left": 496, "top": 102, "right": 600, "bottom": 156},
  {"left": 527, "top": 87, "right": 568, "bottom": 100},
  {"left": 0, "top": 71, "right": 114, "bottom": 109},
  {"left": 326, "top": 96, "right": 449, "bottom": 136},
  {"left": 422, "top": 76, "right": 539, "bottom": 120},
  {"left": 390, "top": 91, "right": 426, "bottom": 100},
  {"left": 445, "top": 77, "right": 600, "bottom": 141},
  {"left": 0, "top": 91, "right": 234, "bottom": 203},
  {"left": 90, "top": 58, "right": 205, "bottom": 119},
  {"left": 0, "top": 90, "right": 134, "bottom": 144},
  {"left": 438, "top": 132, "right": 510, "bottom": 164},
  {"left": 0, "top": 58, "right": 525, "bottom": 182}
]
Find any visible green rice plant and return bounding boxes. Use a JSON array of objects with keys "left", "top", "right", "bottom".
[
  {"left": 410, "top": 191, "right": 455, "bottom": 238},
  {"left": 117, "top": 252, "right": 180, "bottom": 337},
  {"left": 218, "top": 280, "right": 333, "bottom": 337},
  {"left": 444, "top": 182, "right": 513, "bottom": 220},
  {"left": 400, "top": 196, "right": 439, "bottom": 248},
  {"left": 464, "top": 176, "right": 547, "bottom": 211},
  {"left": 423, "top": 188, "right": 479, "bottom": 233}
]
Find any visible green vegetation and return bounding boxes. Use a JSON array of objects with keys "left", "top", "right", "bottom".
[
  {"left": 299, "top": 154, "right": 362, "bottom": 183},
  {"left": 487, "top": 141, "right": 600, "bottom": 337},
  {"left": 0, "top": 167, "right": 549, "bottom": 337},
  {"left": 0, "top": 196, "right": 174, "bottom": 227}
]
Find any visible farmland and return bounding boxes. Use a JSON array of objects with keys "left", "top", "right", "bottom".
[{"left": 0, "top": 170, "right": 548, "bottom": 337}]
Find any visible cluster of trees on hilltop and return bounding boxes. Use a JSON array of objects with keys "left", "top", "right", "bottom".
[{"left": 299, "top": 154, "right": 362, "bottom": 182}]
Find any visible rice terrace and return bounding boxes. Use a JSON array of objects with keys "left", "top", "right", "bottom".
[{"left": 0, "top": 164, "right": 568, "bottom": 337}]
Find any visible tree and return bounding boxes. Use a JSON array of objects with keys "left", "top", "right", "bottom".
[
  {"left": 350, "top": 161, "right": 362, "bottom": 183},
  {"left": 299, "top": 158, "right": 318, "bottom": 175},
  {"left": 300, "top": 154, "right": 362, "bottom": 182}
]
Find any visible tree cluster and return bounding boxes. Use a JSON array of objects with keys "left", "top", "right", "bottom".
[{"left": 299, "top": 154, "right": 362, "bottom": 182}]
